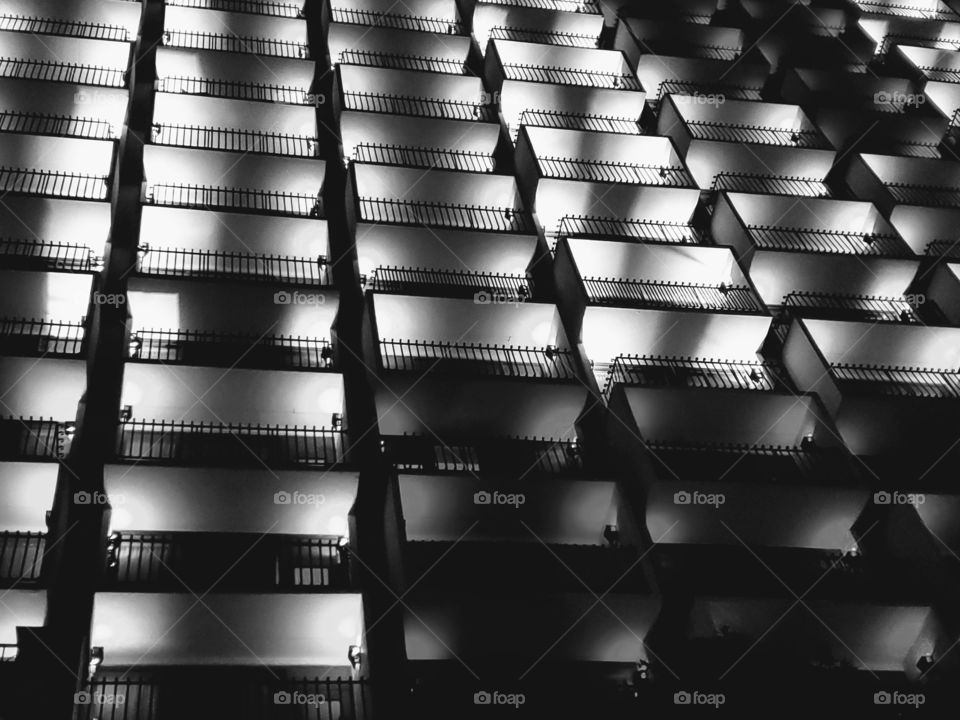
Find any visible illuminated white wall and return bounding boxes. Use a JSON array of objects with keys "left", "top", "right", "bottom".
[
  {"left": 104, "top": 465, "right": 357, "bottom": 537},
  {"left": 568, "top": 239, "right": 746, "bottom": 286},
  {"left": 0, "top": 590, "right": 46, "bottom": 643},
  {"left": 916, "top": 494, "right": 960, "bottom": 555},
  {"left": 801, "top": 319, "right": 960, "bottom": 370},
  {"left": 340, "top": 112, "right": 500, "bottom": 159},
  {"left": 473, "top": 5, "right": 602, "bottom": 52},
  {"left": 153, "top": 94, "right": 318, "bottom": 138},
  {"left": 927, "top": 263, "right": 960, "bottom": 325},
  {"left": 0, "top": 79, "right": 128, "bottom": 136},
  {"left": 353, "top": 164, "right": 520, "bottom": 208},
  {"left": 164, "top": 7, "right": 308, "bottom": 45},
  {"left": 0, "top": 198, "right": 112, "bottom": 252},
  {"left": 498, "top": 80, "right": 646, "bottom": 132},
  {"left": 0, "top": 30, "right": 131, "bottom": 71},
  {"left": 0, "top": 462, "right": 57, "bottom": 532},
  {"left": 0, "top": 135, "right": 114, "bottom": 178},
  {"left": 328, "top": 25, "right": 469, "bottom": 65},
  {"left": 888, "top": 205, "right": 960, "bottom": 255},
  {"left": 330, "top": 0, "right": 455, "bottom": 15},
  {"left": 92, "top": 593, "right": 363, "bottom": 667},
  {"left": 121, "top": 365, "right": 344, "bottom": 426},
  {"left": 0, "top": 357, "right": 85, "bottom": 420},
  {"left": 339, "top": 65, "right": 484, "bottom": 104},
  {"left": 632, "top": 48, "right": 765, "bottom": 94},
  {"left": 0, "top": 0, "right": 142, "bottom": 35},
  {"left": 0, "top": 270, "right": 92, "bottom": 322},
  {"left": 155, "top": 47, "right": 315, "bottom": 90},
  {"left": 536, "top": 181, "right": 699, "bottom": 232}
]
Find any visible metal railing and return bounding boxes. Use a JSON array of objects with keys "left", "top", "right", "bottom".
[
  {"left": 0, "top": 110, "right": 116, "bottom": 140},
  {"left": 381, "top": 433, "right": 583, "bottom": 474},
  {"left": 357, "top": 197, "right": 535, "bottom": 233},
  {"left": 163, "top": 29, "right": 309, "bottom": 59},
  {"left": 918, "top": 65, "right": 960, "bottom": 83},
  {"left": 1, "top": 318, "right": 86, "bottom": 356},
  {"left": 353, "top": 143, "right": 495, "bottom": 172},
  {"left": 925, "top": 239, "right": 960, "bottom": 259},
  {"left": 368, "top": 267, "right": 531, "bottom": 299},
  {"left": 157, "top": 76, "right": 311, "bottom": 105},
  {"left": 654, "top": 80, "right": 762, "bottom": 106},
  {"left": 146, "top": 183, "right": 320, "bottom": 217},
  {"left": 379, "top": 339, "right": 579, "bottom": 380},
  {"left": 152, "top": 123, "right": 317, "bottom": 157},
  {"left": 342, "top": 91, "right": 496, "bottom": 121},
  {"left": 0, "top": 238, "right": 99, "bottom": 272},
  {"left": 130, "top": 329, "right": 333, "bottom": 370},
  {"left": 856, "top": 0, "right": 958, "bottom": 20},
  {"left": 518, "top": 109, "right": 640, "bottom": 135},
  {"left": 602, "top": 354, "right": 781, "bottom": 397},
  {"left": 712, "top": 172, "right": 832, "bottom": 197},
  {"left": 502, "top": 63, "right": 642, "bottom": 90},
  {"left": 166, "top": 0, "right": 303, "bottom": 16},
  {"left": 331, "top": 7, "right": 462, "bottom": 33},
  {"left": 116, "top": 420, "right": 344, "bottom": 467},
  {"left": 877, "top": 32, "right": 960, "bottom": 57},
  {"left": 0, "top": 14, "right": 130, "bottom": 42},
  {"left": 0, "top": 531, "right": 44, "bottom": 585},
  {"left": 687, "top": 120, "right": 829, "bottom": 148},
  {"left": 74, "top": 677, "right": 371, "bottom": 720},
  {"left": 106, "top": 533, "right": 346, "bottom": 590},
  {"left": 136, "top": 246, "right": 328, "bottom": 283},
  {"left": 782, "top": 292, "right": 920, "bottom": 323},
  {"left": 0, "top": 57, "right": 126, "bottom": 87},
  {"left": 886, "top": 183, "right": 960, "bottom": 207},
  {"left": 0, "top": 167, "right": 109, "bottom": 200},
  {"left": 831, "top": 364, "right": 960, "bottom": 399},
  {"left": 479, "top": 0, "right": 600, "bottom": 13},
  {"left": 745, "top": 225, "right": 911, "bottom": 256},
  {"left": 538, "top": 156, "right": 692, "bottom": 186},
  {"left": 582, "top": 278, "right": 764, "bottom": 312},
  {"left": 338, "top": 49, "right": 465, "bottom": 74},
  {"left": 0, "top": 417, "right": 71, "bottom": 459},
  {"left": 554, "top": 215, "right": 699, "bottom": 243},
  {"left": 489, "top": 26, "right": 598, "bottom": 48}
]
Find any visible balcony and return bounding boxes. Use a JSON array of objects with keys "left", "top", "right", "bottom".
[
  {"left": 356, "top": 198, "right": 532, "bottom": 233},
  {"left": 0, "top": 237, "right": 100, "bottom": 272},
  {"left": 155, "top": 75, "right": 311, "bottom": 104},
  {"left": 166, "top": 0, "right": 304, "bottom": 16},
  {"left": 0, "top": 531, "right": 44, "bottom": 586},
  {"left": 518, "top": 109, "right": 640, "bottom": 134},
  {"left": 105, "top": 533, "right": 348, "bottom": 591},
  {"left": 685, "top": 121, "right": 831, "bottom": 149},
  {"left": 0, "top": 110, "right": 116, "bottom": 140},
  {"left": 501, "top": 63, "right": 640, "bottom": 89},
  {"left": 616, "top": 18, "right": 752, "bottom": 66},
  {"left": 145, "top": 184, "right": 319, "bottom": 216},
  {"left": 581, "top": 278, "right": 763, "bottom": 313},
  {"left": 743, "top": 226, "right": 911, "bottom": 256},
  {"left": 0, "top": 417, "right": 72, "bottom": 460},
  {"left": 329, "top": 7, "right": 461, "bottom": 34},
  {"left": 338, "top": 49, "right": 465, "bottom": 74},
  {"left": 352, "top": 143, "right": 495, "bottom": 172},
  {"left": 381, "top": 434, "right": 584, "bottom": 475},
  {"left": 0, "top": 168, "right": 108, "bottom": 200},
  {"left": 536, "top": 156, "right": 693, "bottom": 186},
  {"left": 151, "top": 123, "right": 317, "bottom": 157},
  {"left": 379, "top": 339, "right": 580, "bottom": 381},
  {"left": 555, "top": 216, "right": 699, "bottom": 243},
  {"left": 0, "top": 14, "right": 130, "bottom": 42},
  {"left": 487, "top": 27, "right": 599, "bottom": 48},
  {"left": 1, "top": 318, "right": 85, "bottom": 357},
  {"left": 0, "top": 57, "right": 126, "bottom": 87},
  {"left": 162, "top": 29, "right": 308, "bottom": 59},
  {"left": 830, "top": 365, "right": 960, "bottom": 399},
  {"left": 136, "top": 246, "right": 328, "bottom": 283},
  {"left": 367, "top": 266, "right": 531, "bottom": 299},
  {"left": 780, "top": 292, "right": 922, "bottom": 323},
  {"left": 341, "top": 91, "right": 496, "bottom": 122},
  {"left": 649, "top": 79, "right": 763, "bottom": 110},
  {"left": 601, "top": 355, "right": 784, "bottom": 398},
  {"left": 711, "top": 172, "right": 832, "bottom": 196}
]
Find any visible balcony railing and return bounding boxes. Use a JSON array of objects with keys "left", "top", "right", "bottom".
[
  {"left": 338, "top": 50, "right": 465, "bottom": 74},
  {"left": 1, "top": 318, "right": 86, "bottom": 357},
  {"left": 357, "top": 198, "right": 535, "bottom": 233},
  {"left": 479, "top": 0, "right": 600, "bottom": 14},
  {"left": 331, "top": 7, "right": 462, "bottom": 34},
  {"left": 145, "top": 183, "right": 320, "bottom": 217},
  {"left": 856, "top": 0, "right": 957, "bottom": 20},
  {"left": 687, "top": 120, "right": 830, "bottom": 148},
  {"left": 601, "top": 354, "right": 782, "bottom": 397},
  {"left": 0, "top": 531, "right": 44, "bottom": 585},
  {"left": 166, "top": 0, "right": 303, "bottom": 17},
  {"left": 74, "top": 677, "right": 371, "bottom": 720},
  {"left": 368, "top": 267, "right": 531, "bottom": 299},
  {"left": 0, "top": 239, "right": 100, "bottom": 272},
  {"left": 582, "top": 277, "right": 764, "bottom": 312},
  {"left": 353, "top": 143, "right": 495, "bottom": 172},
  {"left": 379, "top": 339, "right": 580, "bottom": 380},
  {"left": 0, "top": 417, "right": 72, "bottom": 460},
  {"left": 152, "top": 123, "right": 317, "bottom": 157},
  {"left": 0, "top": 14, "right": 130, "bottom": 42},
  {"left": 519, "top": 109, "right": 640, "bottom": 135},
  {"left": 136, "top": 246, "right": 328, "bottom": 283},
  {"left": 555, "top": 215, "right": 699, "bottom": 243},
  {"left": 654, "top": 80, "right": 762, "bottom": 106},
  {"left": 342, "top": 91, "right": 497, "bottom": 122},
  {"left": 381, "top": 433, "right": 584, "bottom": 475},
  {"left": 831, "top": 364, "right": 960, "bottom": 399},
  {"left": 538, "top": 156, "right": 693, "bottom": 186},
  {"left": 0, "top": 645, "right": 16, "bottom": 662},
  {"left": 488, "top": 26, "right": 598, "bottom": 48},
  {"left": 712, "top": 172, "right": 832, "bottom": 197},
  {"left": 162, "top": 30, "right": 309, "bottom": 59},
  {"left": 116, "top": 420, "right": 344, "bottom": 467},
  {"left": 502, "top": 63, "right": 642, "bottom": 90},
  {"left": 925, "top": 239, "right": 960, "bottom": 259},
  {"left": 877, "top": 32, "right": 960, "bottom": 57},
  {"left": 129, "top": 329, "right": 334, "bottom": 370},
  {"left": 157, "top": 76, "right": 311, "bottom": 105},
  {"left": 0, "top": 167, "right": 109, "bottom": 200},
  {"left": 783, "top": 292, "right": 921, "bottom": 323},
  {"left": 886, "top": 182, "right": 960, "bottom": 207},
  {"left": 0, "top": 110, "right": 116, "bottom": 140},
  {"left": 0, "top": 57, "right": 126, "bottom": 87},
  {"left": 106, "top": 533, "right": 347, "bottom": 591},
  {"left": 918, "top": 65, "right": 960, "bottom": 83},
  {"left": 745, "top": 226, "right": 911, "bottom": 256}
]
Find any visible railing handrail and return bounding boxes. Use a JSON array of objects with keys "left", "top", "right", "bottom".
[
  {"left": 0, "top": 14, "right": 130, "bottom": 42},
  {"left": 687, "top": 119, "right": 828, "bottom": 147},
  {"left": 352, "top": 143, "right": 495, "bottom": 172},
  {"left": 712, "top": 171, "right": 832, "bottom": 197},
  {"left": 0, "top": 238, "right": 99, "bottom": 271},
  {"left": 136, "top": 245, "right": 328, "bottom": 283},
  {"left": 479, "top": 0, "right": 600, "bottom": 14},
  {"left": 782, "top": 291, "right": 920, "bottom": 322},
  {"left": 518, "top": 109, "right": 640, "bottom": 135},
  {"left": 0, "top": 529, "right": 45, "bottom": 584},
  {"left": 151, "top": 122, "right": 318, "bottom": 157},
  {"left": 554, "top": 215, "right": 699, "bottom": 243},
  {"left": 0, "top": 109, "right": 116, "bottom": 140},
  {"left": 357, "top": 197, "right": 536, "bottom": 233},
  {"left": 878, "top": 31, "right": 960, "bottom": 57},
  {"left": 157, "top": 75, "right": 311, "bottom": 104},
  {"left": 581, "top": 276, "right": 764, "bottom": 312},
  {"left": 337, "top": 49, "right": 465, "bottom": 74},
  {"left": 369, "top": 266, "right": 530, "bottom": 296},
  {"left": 925, "top": 239, "right": 960, "bottom": 258},
  {"left": 145, "top": 183, "right": 321, "bottom": 217},
  {"left": 501, "top": 62, "right": 642, "bottom": 90},
  {"left": 0, "top": 56, "right": 126, "bottom": 88},
  {"left": 379, "top": 338, "right": 580, "bottom": 380},
  {"left": 162, "top": 29, "right": 309, "bottom": 59},
  {"left": 488, "top": 26, "right": 598, "bottom": 48},
  {"left": 537, "top": 155, "right": 693, "bottom": 186},
  {"left": 603, "top": 353, "right": 781, "bottom": 396},
  {"left": 330, "top": 7, "right": 463, "bottom": 33},
  {"left": 130, "top": 328, "right": 333, "bottom": 369},
  {"left": 166, "top": 0, "right": 303, "bottom": 17},
  {"left": 655, "top": 79, "right": 761, "bottom": 105},
  {"left": 0, "top": 415, "right": 71, "bottom": 460},
  {"left": 830, "top": 363, "right": 960, "bottom": 399},
  {"left": 856, "top": 0, "right": 957, "bottom": 19},
  {"left": 744, "top": 224, "right": 911, "bottom": 256},
  {"left": 342, "top": 90, "right": 497, "bottom": 121},
  {"left": 0, "top": 166, "right": 109, "bottom": 200}
]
